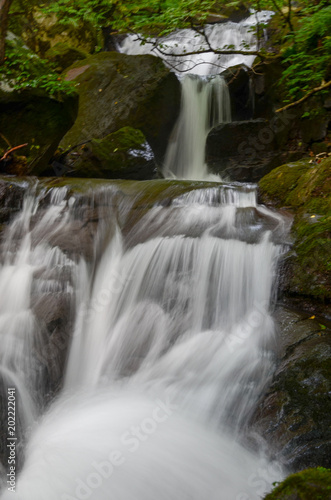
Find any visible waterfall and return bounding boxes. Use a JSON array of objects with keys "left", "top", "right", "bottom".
[
  {"left": 0, "top": 10, "right": 288, "bottom": 500},
  {"left": 119, "top": 11, "right": 273, "bottom": 75},
  {"left": 163, "top": 75, "right": 231, "bottom": 179},
  {"left": 120, "top": 10, "right": 272, "bottom": 179},
  {"left": 0, "top": 180, "right": 288, "bottom": 499}
]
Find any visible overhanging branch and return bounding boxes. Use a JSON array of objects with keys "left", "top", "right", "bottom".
[{"left": 276, "top": 80, "right": 331, "bottom": 113}]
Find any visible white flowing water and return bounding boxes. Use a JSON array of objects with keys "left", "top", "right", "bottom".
[
  {"left": 120, "top": 11, "right": 273, "bottom": 75},
  {"left": 163, "top": 75, "right": 231, "bottom": 179},
  {"left": 0, "top": 9, "right": 287, "bottom": 500},
  {"left": 0, "top": 181, "right": 288, "bottom": 499},
  {"left": 120, "top": 10, "right": 273, "bottom": 179}
]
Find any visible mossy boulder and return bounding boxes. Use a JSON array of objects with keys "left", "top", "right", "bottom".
[
  {"left": 60, "top": 52, "right": 181, "bottom": 164},
  {"left": 264, "top": 467, "right": 331, "bottom": 499},
  {"left": 45, "top": 43, "right": 88, "bottom": 73},
  {"left": 0, "top": 88, "right": 78, "bottom": 175},
  {"left": 20, "top": 12, "right": 97, "bottom": 57},
  {"left": 66, "top": 126, "right": 156, "bottom": 180},
  {"left": 253, "top": 308, "right": 331, "bottom": 472},
  {"left": 259, "top": 157, "right": 331, "bottom": 301}
]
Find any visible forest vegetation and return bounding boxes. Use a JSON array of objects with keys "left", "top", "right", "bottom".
[{"left": 0, "top": 0, "right": 330, "bottom": 107}]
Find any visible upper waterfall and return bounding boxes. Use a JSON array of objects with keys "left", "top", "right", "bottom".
[
  {"left": 119, "top": 10, "right": 273, "bottom": 75},
  {"left": 163, "top": 75, "right": 231, "bottom": 179},
  {"left": 120, "top": 11, "right": 273, "bottom": 180}
]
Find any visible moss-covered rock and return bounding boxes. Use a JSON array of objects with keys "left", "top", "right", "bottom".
[
  {"left": 0, "top": 88, "right": 78, "bottom": 175},
  {"left": 264, "top": 467, "right": 331, "bottom": 499},
  {"left": 66, "top": 126, "right": 156, "bottom": 180},
  {"left": 60, "top": 51, "right": 181, "bottom": 164},
  {"left": 259, "top": 157, "right": 331, "bottom": 301},
  {"left": 45, "top": 43, "right": 88, "bottom": 73}
]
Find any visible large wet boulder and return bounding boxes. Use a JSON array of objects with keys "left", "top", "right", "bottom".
[
  {"left": 253, "top": 307, "right": 331, "bottom": 472},
  {"left": 206, "top": 119, "right": 302, "bottom": 181},
  {"left": 60, "top": 52, "right": 181, "bottom": 167},
  {"left": 259, "top": 157, "right": 331, "bottom": 303},
  {"left": 0, "top": 89, "right": 78, "bottom": 175},
  {"left": 222, "top": 65, "right": 253, "bottom": 121}
]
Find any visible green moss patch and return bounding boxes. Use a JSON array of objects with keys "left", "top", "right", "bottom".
[{"left": 264, "top": 467, "right": 331, "bottom": 499}]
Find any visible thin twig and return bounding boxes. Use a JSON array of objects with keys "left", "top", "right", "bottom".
[{"left": 0, "top": 143, "right": 28, "bottom": 160}]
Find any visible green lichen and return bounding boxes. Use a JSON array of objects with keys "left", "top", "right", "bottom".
[
  {"left": 264, "top": 467, "right": 331, "bottom": 499},
  {"left": 259, "top": 157, "right": 331, "bottom": 300}
]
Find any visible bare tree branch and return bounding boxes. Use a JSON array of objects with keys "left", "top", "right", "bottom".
[
  {"left": 0, "top": 143, "right": 28, "bottom": 160},
  {"left": 276, "top": 80, "right": 331, "bottom": 113}
]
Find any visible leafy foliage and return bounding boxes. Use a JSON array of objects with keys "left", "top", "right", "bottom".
[
  {"left": 280, "top": 3, "right": 331, "bottom": 102},
  {"left": 0, "top": 0, "right": 330, "bottom": 104},
  {"left": 0, "top": 39, "right": 76, "bottom": 98}
]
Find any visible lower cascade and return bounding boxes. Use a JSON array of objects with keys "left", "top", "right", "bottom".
[
  {"left": 0, "top": 179, "right": 290, "bottom": 499},
  {"left": 0, "top": 8, "right": 292, "bottom": 500}
]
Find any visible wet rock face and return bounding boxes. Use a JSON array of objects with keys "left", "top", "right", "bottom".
[
  {"left": 222, "top": 65, "right": 253, "bottom": 121},
  {"left": 0, "top": 180, "right": 25, "bottom": 223},
  {"left": 61, "top": 52, "right": 181, "bottom": 166},
  {"left": 0, "top": 89, "right": 78, "bottom": 175},
  {"left": 259, "top": 157, "right": 331, "bottom": 302},
  {"left": 252, "top": 307, "right": 331, "bottom": 472},
  {"left": 205, "top": 119, "right": 303, "bottom": 181}
]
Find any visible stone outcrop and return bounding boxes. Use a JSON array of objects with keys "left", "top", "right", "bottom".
[
  {"left": 60, "top": 52, "right": 181, "bottom": 168},
  {"left": 252, "top": 307, "right": 331, "bottom": 472},
  {"left": 259, "top": 157, "right": 331, "bottom": 303},
  {"left": 64, "top": 127, "right": 156, "bottom": 180},
  {"left": 206, "top": 118, "right": 302, "bottom": 181}
]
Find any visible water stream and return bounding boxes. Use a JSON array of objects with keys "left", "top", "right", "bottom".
[
  {"left": 0, "top": 10, "right": 289, "bottom": 500},
  {"left": 0, "top": 180, "right": 288, "bottom": 499}
]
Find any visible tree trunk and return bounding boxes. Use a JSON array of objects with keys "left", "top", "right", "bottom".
[{"left": 0, "top": 0, "right": 12, "bottom": 64}]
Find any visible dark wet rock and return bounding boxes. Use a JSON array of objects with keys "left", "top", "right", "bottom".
[
  {"left": 61, "top": 52, "right": 181, "bottom": 166},
  {"left": 252, "top": 307, "right": 331, "bottom": 472},
  {"left": 32, "top": 293, "right": 73, "bottom": 395},
  {"left": 0, "top": 89, "right": 78, "bottom": 175},
  {"left": 0, "top": 180, "right": 26, "bottom": 224},
  {"left": 212, "top": 2, "right": 250, "bottom": 22},
  {"left": 206, "top": 119, "right": 304, "bottom": 181},
  {"left": 222, "top": 65, "right": 253, "bottom": 121}
]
